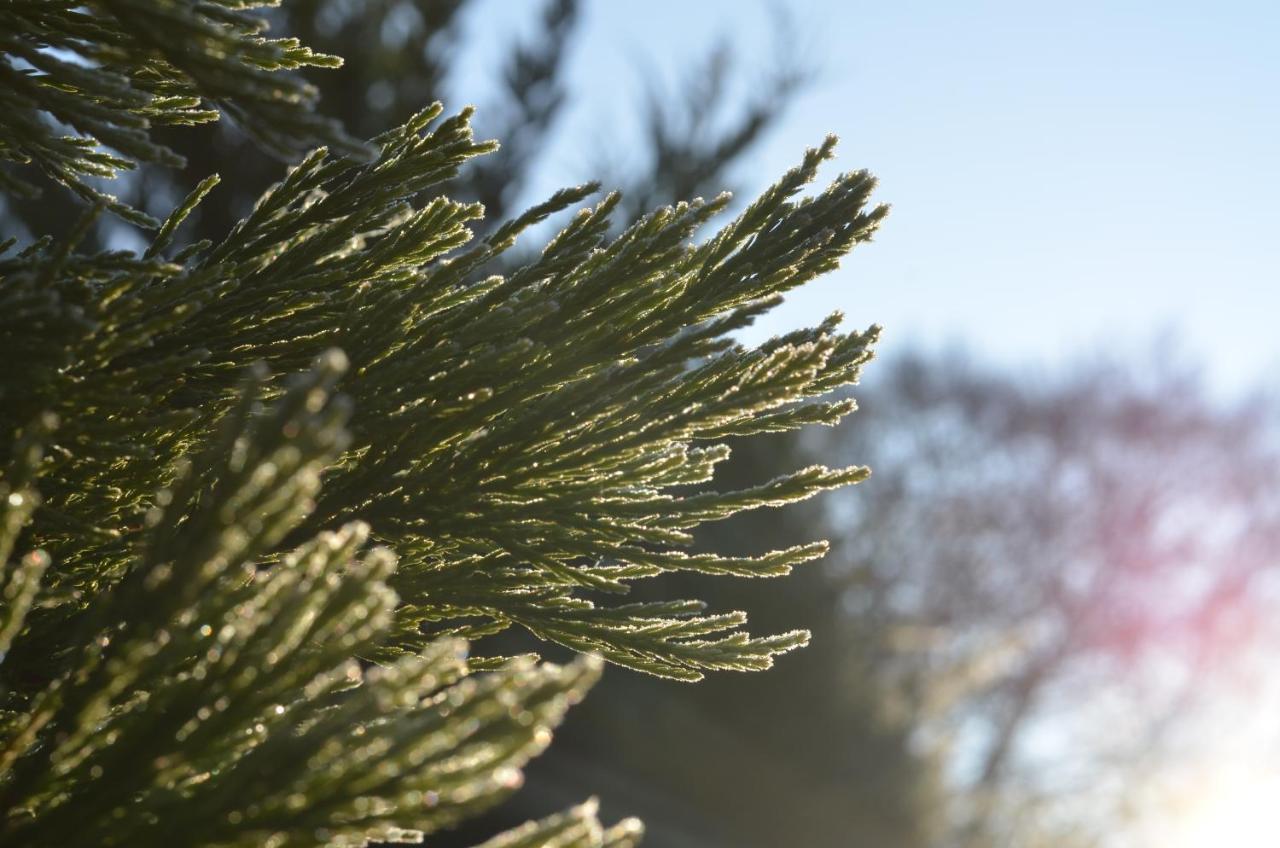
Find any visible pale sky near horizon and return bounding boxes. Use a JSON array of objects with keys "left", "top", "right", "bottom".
[{"left": 457, "top": 1, "right": 1279, "bottom": 398}]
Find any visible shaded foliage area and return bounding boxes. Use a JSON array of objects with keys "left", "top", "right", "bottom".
[
  {"left": 503, "top": 433, "right": 943, "bottom": 848},
  {"left": 0, "top": 2, "right": 906, "bottom": 846},
  {"left": 2, "top": 0, "right": 804, "bottom": 251}
]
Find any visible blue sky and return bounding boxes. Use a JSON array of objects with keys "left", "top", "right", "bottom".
[{"left": 459, "top": 1, "right": 1280, "bottom": 396}]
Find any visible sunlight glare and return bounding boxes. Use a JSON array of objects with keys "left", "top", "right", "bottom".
[{"left": 1164, "top": 769, "right": 1280, "bottom": 848}]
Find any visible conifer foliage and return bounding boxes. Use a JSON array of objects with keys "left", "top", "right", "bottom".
[{"left": 1, "top": 2, "right": 887, "bottom": 845}]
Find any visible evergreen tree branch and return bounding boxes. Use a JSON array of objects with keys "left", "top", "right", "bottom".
[
  {"left": 2, "top": 103, "right": 886, "bottom": 683},
  {"left": 0, "top": 0, "right": 369, "bottom": 227},
  {"left": 0, "top": 357, "right": 607, "bottom": 847}
]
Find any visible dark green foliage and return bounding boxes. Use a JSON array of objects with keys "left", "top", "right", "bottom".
[
  {"left": 485, "top": 434, "right": 940, "bottom": 848},
  {"left": 1, "top": 0, "right": 579, "bottom": 249},
  {"left": 1, "top": 359, "right": 604, "bottom": 846},
  {"left": 0, "top": 0, "right": 371, "bottom": 228},
  {"left": 2, "top": 102, "right": 885, "bottom": 684},
  {"left": 474, "top": 801, "right": 641, "bottom": 848},
  {"left": 1, "top": 3, "right": 887, "bottom": 844}
]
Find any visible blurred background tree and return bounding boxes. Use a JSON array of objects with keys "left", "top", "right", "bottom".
[
  {"left": 501, "top": 349, "right": 1280, "bottom": 848},
  {"left": 6, "top": 3, "right": 1275, "bottom": 847},
  {"left": 813, "top": 350, "right": 1280, "bottom": 847},
  {"left": 0, "top": 0, "right": 804, "bottom": 250}
]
